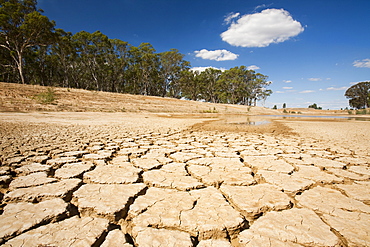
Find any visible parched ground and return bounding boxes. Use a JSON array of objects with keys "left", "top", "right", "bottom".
[{"left": 1, "top": 82, "right": 370, "bottom": 246}]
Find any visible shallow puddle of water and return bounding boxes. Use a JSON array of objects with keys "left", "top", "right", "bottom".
[
  {"left": 222, "top": 114, "right": 370, "bottom": 127},
  {"left": 266, "top": 115, "right": 370, "bottom": 121}
]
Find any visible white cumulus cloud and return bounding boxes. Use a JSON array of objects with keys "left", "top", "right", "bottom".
[
  {"left": 220, "top": 8, "right": 304, "bottom": 47},
  {"left": 194, "top": 49, "right": 239, "bottom": 61},
  {"left": 247, "top": 65, "right": 260, "bottom": 70},
  {"left": 353, "top": 58, "right": 370, "bottom": 68}
]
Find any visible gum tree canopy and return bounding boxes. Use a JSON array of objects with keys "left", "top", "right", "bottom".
[
  {"left": 0, "top": 0, "right": 55, "bottom": 84},
  {"left": 344, "top": 81, "right": 370, "bottom": 109}
]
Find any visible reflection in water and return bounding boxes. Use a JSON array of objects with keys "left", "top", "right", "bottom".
[
  {"left": 230, "top": 121, "right": 271, "bottom": 126},
  {"left": 225, "top": 116, "right": 271, "bottom": 126}
]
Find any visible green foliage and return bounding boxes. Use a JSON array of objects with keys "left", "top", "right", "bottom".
[
  {"left": 34, "top": 87, "right": 56, "bottom": 104},
  {"left": 0, "top": 1, "right": 273, "bottom": 106},
  {"left": 272, "top": 105, "right": 277, "bottom": 109},
  {"left": 282, "top": 103, "right": 286, "bottom": 108},
  {"left": 344, "top": 81, "right": 370, "bottom": 109},
  {"left": 355, "top": 109, "right": 370, "bottom": 115},
  {"left": 0, "top": 0, "right": 56, "bottom": 83},
  {"left": 308, "top": 103, "right": 322, "bottom": 109}
]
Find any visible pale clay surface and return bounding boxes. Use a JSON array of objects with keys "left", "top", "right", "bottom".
[{"left": 1, "top": 112, "right": 370, "bottom": 246}]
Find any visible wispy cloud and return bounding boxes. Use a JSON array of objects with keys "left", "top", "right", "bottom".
[
  {"left": 247, "top": 65, "right": 260, "bottom": 70},
  {"left": 326, "top": 86, "right": 348, "bottom": 91},
  {"left": 191, "top": 66, "right": 226, "bottom": 73},
  {"left": 350, "top": 80, "right": 370, "bottom": 85},
  {"left": 353, "top": 58, "right": 370, "bottom": 68},
  {"left": 283, "top": 87, "right": 293, "bottom": 90},
  {"left": 299, "top": 90, "right": 315, "bottom": 93},
  {"left": 283, "top": 80, "right": 292, "bottom": 83},
  {"left": 194, "top": 49, "right": 238, "bottom": 61},
  {"left": 308, "top": 78, "right": 322, "bottom": 81},
  {"left": 224, "top": 12, "right": 240, "bottom": 25},
  {"left": 221, "top": 9, "right": 304, "bottom": 47}
]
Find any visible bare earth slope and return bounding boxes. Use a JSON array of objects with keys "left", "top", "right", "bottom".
[
  {"left": 0, "top": 82, "right": 277, "bottom": 114},
  {"left": 1, "top": 82, "right": 370, "bottom": 246}
]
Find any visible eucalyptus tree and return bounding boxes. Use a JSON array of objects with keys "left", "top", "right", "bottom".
[
  {"left": 126, "top": 43, "right": 161, "bottom": 95},
  {"left": 198, "top": 68, "right": 223, "bottom": 103},
  {"left": 107, "top": 38, "right": 129, "bottom": 93},
  {"left": 0, "top": 0, "right": 56, "bottom": 84},
  {"left": 49, "top": 29, "right": 77, "bottom": 88},
  {"left": 159, "top": 49, "right": 190, "bottom": 98},
  {"left": 73, "top": 31, "right": 111, "bottom": 90},
  {"left": 345, "top": 81, "right": 370, "bottom": 109},
  {"left": 217, "top": 66, "right": 271, "bottom": 105},
  {"left": 178, "top": 70, "right": 202, "bottom": 100}
]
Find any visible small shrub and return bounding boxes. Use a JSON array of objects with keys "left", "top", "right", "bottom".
[
  {"left": 283, "top": 109, "right": 288, "bottom": 113},
  {"left": 201, "top": 108, "right": 219, "bottom": 113},
  {"left": 356, "top": 109, "right": 369, "bottom": 115},
  {"left": 34, "top": 88, "right": 57, "bottom": 104}
]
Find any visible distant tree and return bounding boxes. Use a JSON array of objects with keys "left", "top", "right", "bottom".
[
  {"left": 282, "top": 103, "right": 286, "bottom": 108},
  {"left": 273, "top": 105, "right": 277, "bottom": 109},
  {"left": 308, "top": 103, "right": 322, "bottom": 109},
  {"left": 0, "top": 0, "right": 56, "bottom": 84},
  {"left": 345, "top": 81, "right": 370, "bottom": 109}
]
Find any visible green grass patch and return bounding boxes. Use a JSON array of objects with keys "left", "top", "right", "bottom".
[{"left": 34, "top": 88, "right": 57, "bottom": 104}]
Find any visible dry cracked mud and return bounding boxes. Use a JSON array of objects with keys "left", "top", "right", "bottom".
[{"left": 1, "top": 113, "right": 370, "bottom": 247}]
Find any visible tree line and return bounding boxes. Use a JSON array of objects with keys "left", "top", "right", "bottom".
[{"left": 0, "top": 0, "right": 272, "bottom": 105}]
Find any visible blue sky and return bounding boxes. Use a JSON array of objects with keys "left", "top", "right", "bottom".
[{"left": 38, "top": 0, "right": 370, "bottom": 109}]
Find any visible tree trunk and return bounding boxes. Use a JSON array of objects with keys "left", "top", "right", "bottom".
[{"left": 16, "top": 50, "right": 25, "bottom": 84}]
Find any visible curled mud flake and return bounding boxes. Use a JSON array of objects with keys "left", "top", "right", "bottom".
[
  {"left": 0, "top": 198, "right": 68, "bottom": 244},
  {"left": 143, "top": 163, "right": 204, "bottom": 191},
  {"left": 4, "top": 178, "right": 82, "bottom": 203},
  {"left": 296, "top": 186, "right": 370, "bottom": 215},
  {"left": 2, "top": 216, "right": 110, "bottom": 247},
  {"left": 237, "top": 208, "right": 340, "bottom": 247},
  {"left": 220, "top": 184, "right": 292, "bottom": 220},
  {"left": 72, "top": 183, "right": 146, "bottom": 222},
  {"left": 83, "top": 164, "right": 141, "bottom": 184},
  {"left": 9, "top": 172, "right": 57, "bottom": 190}
]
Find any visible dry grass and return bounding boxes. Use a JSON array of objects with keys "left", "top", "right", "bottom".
[{"left": 0, "top": 82, "right": 278, "bottom": 115}]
